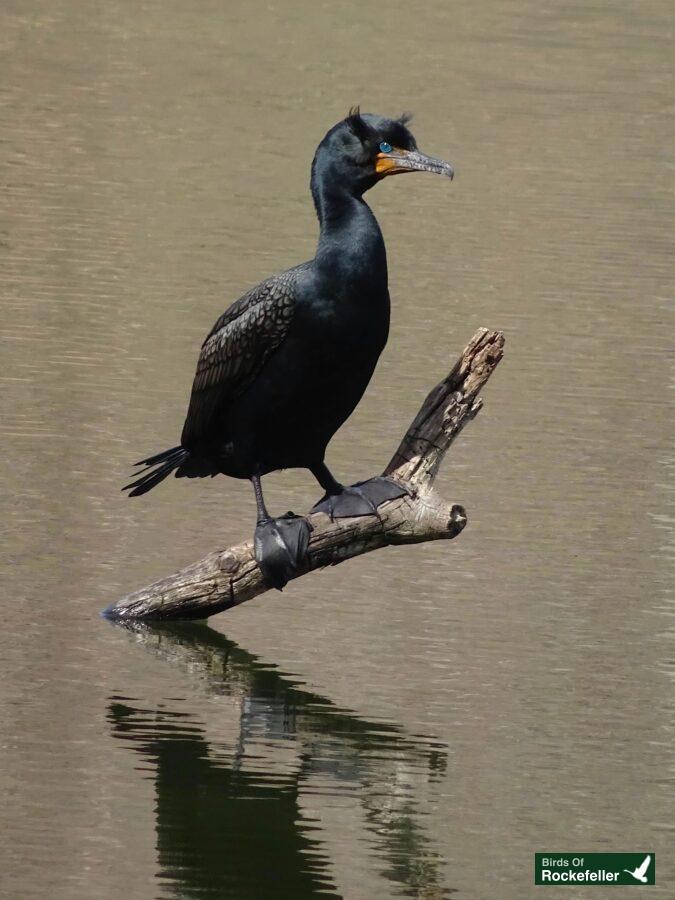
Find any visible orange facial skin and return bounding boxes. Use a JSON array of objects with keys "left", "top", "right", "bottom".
[{"left": 375, "top": 148, "right": 409, "bottom": 176}]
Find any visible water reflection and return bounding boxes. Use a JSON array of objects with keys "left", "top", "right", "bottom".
[{"left": 108, "top": 623, "right": 453, "bottom": 899}]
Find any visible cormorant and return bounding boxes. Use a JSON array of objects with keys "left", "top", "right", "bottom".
[{"left": 124, "top": 109, "right": 454, "bottom": 589}]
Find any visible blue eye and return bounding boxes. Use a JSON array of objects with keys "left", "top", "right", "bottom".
[{"left": 379, "top": 141, "right": 392, "bottom": 153}]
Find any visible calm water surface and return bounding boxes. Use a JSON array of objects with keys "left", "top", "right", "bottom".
[{"left": 1, "top": 1, "right": 673, "bottom": 898}]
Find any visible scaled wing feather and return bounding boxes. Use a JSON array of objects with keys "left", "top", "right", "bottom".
[{"left": 180, "top": 268, "right": 298, "bottom": 446}]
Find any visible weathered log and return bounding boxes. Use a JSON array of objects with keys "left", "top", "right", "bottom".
[{"left": 104, "top": 327, "right": 504, "bottom": 621}]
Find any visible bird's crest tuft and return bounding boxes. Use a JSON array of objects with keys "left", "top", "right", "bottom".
[{"left": 345, "top": 106, "right": 373, "bottom": 143}]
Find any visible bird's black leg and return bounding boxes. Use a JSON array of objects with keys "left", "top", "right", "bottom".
[
  {"left": 310, "top": 462, "right": 409, "bottom": 520},
  {"left": 252, "top": 475, "right": 311, "bottom": 591},
  {"left": 310, "top": 461, "right": 344, "bottom": 497}
]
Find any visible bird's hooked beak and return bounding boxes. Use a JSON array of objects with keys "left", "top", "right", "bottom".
[{"left": 375, "top": 147, "right": 454, "bottom": 180}]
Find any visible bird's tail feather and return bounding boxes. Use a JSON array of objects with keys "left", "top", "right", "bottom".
[{"left": 123, "top": 445, "right": 188, "bottom": 497}]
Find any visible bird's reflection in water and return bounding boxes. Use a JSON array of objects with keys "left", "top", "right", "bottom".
[{"left": 108, "top": 622, "right": 454, "bottom": 899}]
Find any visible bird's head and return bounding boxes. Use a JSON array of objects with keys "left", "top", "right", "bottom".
[{"left": 311, "top": 108, "right": 454, "bottom": 205}]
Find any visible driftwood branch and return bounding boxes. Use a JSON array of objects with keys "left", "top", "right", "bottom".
[{"left": 104, "top": 328, "right": 504, "bottom": 621}]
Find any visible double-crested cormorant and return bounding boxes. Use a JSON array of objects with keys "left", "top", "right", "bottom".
[{"left": 124, "top": 109, "right": 454, "bottom": 588}]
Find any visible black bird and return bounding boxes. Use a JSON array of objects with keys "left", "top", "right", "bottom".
[{"left": 124, "top": 109, "right": 454, "bottom": 588}]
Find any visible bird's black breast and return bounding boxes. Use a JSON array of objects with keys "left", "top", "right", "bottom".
[
  {"left": 227, "top": 264, "right": 389, "bottom": 471},
  {"left": 186, "top": 260, "right": 389, "bottom": 477}
]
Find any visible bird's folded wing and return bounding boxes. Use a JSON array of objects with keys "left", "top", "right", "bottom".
[{"left": 181, "top": 269, "right": 297, "bottom": 446}]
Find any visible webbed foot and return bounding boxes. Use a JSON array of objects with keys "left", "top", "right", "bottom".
[
  {"left": 254, "top": 513, "right": 311, "bottom": 591},
  {"left": 312, "top": 476, "right": 409, "bottom": 521}
]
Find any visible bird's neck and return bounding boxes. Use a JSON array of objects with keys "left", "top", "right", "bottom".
[{"left": 313, "top": 184, "right": 387, "bottom": 286}]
